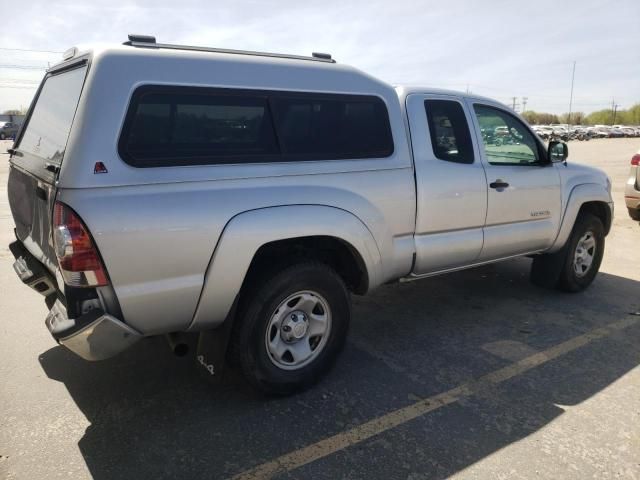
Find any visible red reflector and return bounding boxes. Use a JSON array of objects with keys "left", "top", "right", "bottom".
[
  {"left": 631, "top": 154, "right": 640, "bottom": 166},
  {"left": 94, "top": 161, "right": 108, "bottom": 174},
  {"left": 53, "top": 202, "right": 109, "bottom": 287}
]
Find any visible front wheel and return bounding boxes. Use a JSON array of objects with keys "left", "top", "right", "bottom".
[
  {"left": 230, "top": 262, "right": 350, "bottom": 395},
  {"left": 557, "top": 213, "right": 605, "bottom": 292},
  {"left": 530, "top": 213, "right": 605, "bottom": 292}
]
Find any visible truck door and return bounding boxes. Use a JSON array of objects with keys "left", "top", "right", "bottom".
[
  {"left": 467, "top": 101, "right": 562, "bottom": 261},
  {"left": 406, "top": 94, "right": 487, "bottom": 274}
]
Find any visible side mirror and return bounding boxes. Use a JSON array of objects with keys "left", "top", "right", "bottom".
[{"left": 548, "top": 140, "right": 568, "bottom": 163}]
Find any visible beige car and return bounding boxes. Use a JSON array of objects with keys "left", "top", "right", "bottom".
[{"left": 625, "top": 149, "right": 640, "bottom": 220}]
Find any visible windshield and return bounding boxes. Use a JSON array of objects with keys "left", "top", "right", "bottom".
[{"left": 17, "top": 65, "right": 87, "bottom": 165}]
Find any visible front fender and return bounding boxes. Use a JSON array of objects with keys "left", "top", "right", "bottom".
[
  {"left": 548, "top": 183, "right": 613, "bottom": 252},
  {"left": 187, "top": 205, "right": 382, "bottom": 331}
]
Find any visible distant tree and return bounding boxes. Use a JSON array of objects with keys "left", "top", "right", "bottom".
[
  {"left": 521, "top": 111, "right": 538, "bottom": 124},
  {"left": 519, "top": 104, "right": 639, "bottom": 126},
  {"left": 583, "top": 104, "right": 639, "bottom": 125},
  {"left": 521, "top": 111, "right": 560, "bottom": 125},
  {"left": 619, "top": 103, "right": 640, "bottom": 125},
  {"left": 2, "top": 109, "right": 23, "bottom": 115},
  {"left": 573, "top": 112, "right": 586, "bottom": 124},
  {"left": 560, "top": 112, "right": 585, "bottom": 125},
  {"left": 585, "top": 109, "right": 614, "bottom": 125}
]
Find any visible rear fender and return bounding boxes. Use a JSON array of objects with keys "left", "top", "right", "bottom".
[{"left": 188, "top": 205, "right": 382, "bottom": 331}]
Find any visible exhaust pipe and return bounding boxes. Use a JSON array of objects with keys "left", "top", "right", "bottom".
[{"left": 166, "top": 332, "right": 189, "bottom": 357}]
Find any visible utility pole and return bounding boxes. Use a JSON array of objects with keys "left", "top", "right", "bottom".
[
  {"left": 567, "top": 61, "right": 576, "bottom": 126},
  {"left": 610, "top": 99, "right": 621, "bottom": 125},
  {"left": 511, "top": 97, "right": 517, "bottom": 110},
  {"left": 521, "top": 97, "right": 528, "bottom": 113}
]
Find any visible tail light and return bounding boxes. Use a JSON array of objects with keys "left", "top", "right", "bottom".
[
  {"left": 53, "top": 202, "right": 109, "bottom": 287},
  {"left": 631, "top": 154, "right": 640, "bottom": 166}
]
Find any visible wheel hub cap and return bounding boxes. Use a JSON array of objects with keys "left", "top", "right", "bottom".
[
  {"left": 573, "top": 231, "right": 596, "bottom": 278},
  {"left": 281, "top": 311, "right": 309, "bottom": 342},
  {"left": 265, "top": 291, "right": 332, "bottom": 371}
]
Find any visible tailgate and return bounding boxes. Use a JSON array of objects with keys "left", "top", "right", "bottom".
[{"left": 7, "top": 63, "right": 88, "bottom": 274}]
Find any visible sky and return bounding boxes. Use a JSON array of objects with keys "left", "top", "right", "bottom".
[{"left": 0, "top": 0, "right": 638, "bottom": 115}]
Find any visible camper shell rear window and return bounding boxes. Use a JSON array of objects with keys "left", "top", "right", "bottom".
[{"left": 17, "top": 64, "right": 88, "bottom": 166}]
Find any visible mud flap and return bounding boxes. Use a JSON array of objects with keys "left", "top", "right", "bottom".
[
  {"left": 530, "top": 242, "right": 569, "bottom": 288},
  {"left": 194, "top": 297, "right": 238, "bottom": 385}
]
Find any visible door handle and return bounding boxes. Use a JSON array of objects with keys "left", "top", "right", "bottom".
[{"left": 489, "top": 179, "right": 509, "bottom": 189}]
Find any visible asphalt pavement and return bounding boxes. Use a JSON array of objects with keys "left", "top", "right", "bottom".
[{"left": 0, "top": 138, "right": 639, "bottom": 480}]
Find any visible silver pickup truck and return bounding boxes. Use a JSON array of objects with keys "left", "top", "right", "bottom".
[{"left": 7, "top": 36, "right": 613, "bottom": 394}]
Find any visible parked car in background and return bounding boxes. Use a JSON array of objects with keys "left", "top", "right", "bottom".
[
  {"left": 585, "top": 127, "right": 607, "bottom": 138},
  {"left": 625, "top": 150, "right": 640, "bottom": 220},
  {"left": 0, "top": 121, "right": 20, "bottom": 140},
  {"left": 609, "top": 128, "right": 625, "bottom": 138},
  {"left": 532, "top": 126, "right": 553, "bottom": 139}
]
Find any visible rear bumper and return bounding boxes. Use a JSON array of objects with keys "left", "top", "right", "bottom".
[
  {"left": 10, "top": 239, "right": 142, "bottom": 361},
  {"left": 46, "top": 300, "right": 142, "bottom": 361},
  {"left": 626, "top": 196, "right": 640, "bottom": 210}
]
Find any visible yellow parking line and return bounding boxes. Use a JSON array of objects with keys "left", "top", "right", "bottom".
[{"left": 232, "top": 316, "right": 639, "bottom": 480}]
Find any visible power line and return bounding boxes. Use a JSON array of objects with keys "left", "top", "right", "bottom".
[
  {"left": 0, "top": 47, "right": 63, "bottom": 54},
  {"left": 0, "top": 78, "right": 40, "bottom": 83},
  {"left": 0, "top": 85, "right": 38, "bottom": 89},
  {"left": 0, "top": 64, "right": 47, "bottom": 70}
]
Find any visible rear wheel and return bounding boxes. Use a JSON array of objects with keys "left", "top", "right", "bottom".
[
  {"left": 628, "top": 207, "right": 640, "bottom": 221},
  {"left": 231, "top": 262, "right": 350, "bottom": 395}
]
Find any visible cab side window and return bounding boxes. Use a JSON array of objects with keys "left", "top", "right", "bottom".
[
  {"left": 473, "top": 104, "right": 542, "bottom": 165},
  {"left": 424, "top": 100, "right": 474, "bottom": 164}
]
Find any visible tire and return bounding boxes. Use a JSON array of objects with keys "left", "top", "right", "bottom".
[
  {"left": 628, "top": 207, "right": 640, "bottom": 221},
  {"left": 531, "top": 213, "right": 604, "bottom": 292},
  {"left": 230, "top": 262, "right": 350, "bottom": 395},
  {"left": 556, "top": 213, "right": 605, "bottom": 292}
]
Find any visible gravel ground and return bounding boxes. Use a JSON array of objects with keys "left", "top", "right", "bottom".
[{"left": 0, "top": 138, "right": 639, "bottom": 480}]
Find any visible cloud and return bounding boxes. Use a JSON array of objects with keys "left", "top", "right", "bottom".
[{"left": 1, "top": 0, "right": 638, "bottom": 114}]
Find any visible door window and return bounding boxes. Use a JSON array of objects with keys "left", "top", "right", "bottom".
[
  {"left": 473, "top": 105, "right": 542, "bottom": 166},
  {"left": 424, "top": 100, "right": 474, "bottom": 164}
]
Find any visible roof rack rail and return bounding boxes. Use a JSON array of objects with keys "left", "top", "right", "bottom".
[{"left": 123, "top": 34, "right": 335, "bottom": 64}]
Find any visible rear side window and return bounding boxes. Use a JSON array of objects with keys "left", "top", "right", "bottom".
[
  {"left": 119, "top": 86, "right": 394, "bottom": 167},
  {"left": 424, "top": 100, "right": 474, "bottom": 164},
  {"left": 121, "top": 89, "right": 277, "bottom": 167},
  {"left": 273, "top": 95, "right": 393, "bottom": 158}
]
